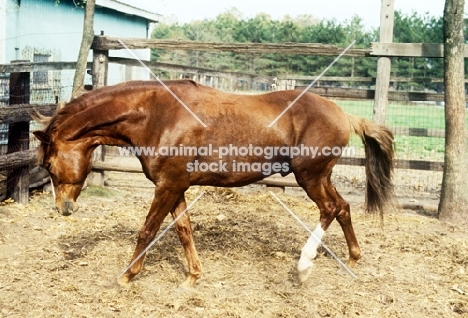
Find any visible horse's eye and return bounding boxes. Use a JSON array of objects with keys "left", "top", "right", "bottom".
[{"left": 44, "top": 162, "right": 51, "bottom": 171}]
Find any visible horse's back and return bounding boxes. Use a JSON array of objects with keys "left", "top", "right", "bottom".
[{"left": 111, "top": 80, "right": 351, "bottom": 147}]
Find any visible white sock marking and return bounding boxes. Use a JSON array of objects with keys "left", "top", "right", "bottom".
[{"left": 297, "top": 223, "right": 324, "bottom": 282}]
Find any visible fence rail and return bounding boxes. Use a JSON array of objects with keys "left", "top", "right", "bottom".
[
  {"left": 370, "top": 42, "right": 468, "bottom": 58},
  {"left": 0, "top": 61, "right": 91, "bottom": 73},
  {"left": 3, "top": 35, "right": 466, "bottom": 202},
  {"left": 92, "top": 36, "right": 370, "bottom": 56},
  {"left": 0, "top": 64, "right": 454, "bottom": 182},
  {"left": 0, "top": 103, "right": 56, "bottom": 124},
  {"left": 296, "top": 86, "right": 448, "bottom": 102}
]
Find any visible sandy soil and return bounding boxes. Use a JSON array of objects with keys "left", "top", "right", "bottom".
[{"left": 0, "top": 170, "right": 467, "bottom": 318}]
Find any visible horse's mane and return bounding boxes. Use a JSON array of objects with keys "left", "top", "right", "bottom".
[{"left": 36, "top": 79, "right": 199, "bottom": 133}]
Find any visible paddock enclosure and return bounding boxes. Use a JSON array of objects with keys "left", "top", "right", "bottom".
[{"left": 1, "top": 1, "right": 468, "bottom": 317}]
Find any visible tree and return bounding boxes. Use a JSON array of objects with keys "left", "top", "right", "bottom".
[
  {"left": 391, "top": 11, "right": 445, "bottom": 91},
  {"left": 438, "top": 0, "right": 468, "bottom": 225},
  {"left": 148, "top": 8, "right": 448, "bottom": 82},
  {"left": 72, "top": 0, "right": 95, "bottom": 99}
]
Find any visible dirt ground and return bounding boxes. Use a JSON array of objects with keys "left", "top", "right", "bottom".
[{"left": 0, "top": 170, "right": 467, "bottom": 318}]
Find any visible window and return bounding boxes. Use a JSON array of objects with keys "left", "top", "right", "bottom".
[{"left": 33, "top": 54, "right": 50, "bottom": 86}]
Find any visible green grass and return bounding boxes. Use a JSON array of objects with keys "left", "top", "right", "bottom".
[
  {"left": 81, "top": 186, "right": 119, "bottom": 198},
  {"left": 336, "top": 100, "right": 460, "bottom": 129},
  {"left": 334, "top": 100, "right": 468, "bottom": 161}
]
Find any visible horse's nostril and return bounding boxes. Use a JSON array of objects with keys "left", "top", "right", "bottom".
[{"left": 63, "top": 201, "right": 74, "bottom": 216}]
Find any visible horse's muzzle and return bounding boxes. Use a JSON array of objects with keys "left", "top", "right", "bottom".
[{"left": 57, "top": 200, "right": 79, "bottom": 216}]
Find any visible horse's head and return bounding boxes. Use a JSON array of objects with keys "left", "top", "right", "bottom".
[{"left": 33, "top": 130, "right": 94, "bottom": 216}]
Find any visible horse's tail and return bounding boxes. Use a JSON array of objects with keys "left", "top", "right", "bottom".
[{"left": 346, "top": 114, "right": 397, "bottom": 219}]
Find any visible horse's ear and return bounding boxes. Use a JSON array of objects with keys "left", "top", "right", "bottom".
[{"left": 33, "top": 131, "right": 51, "bottom": 144}]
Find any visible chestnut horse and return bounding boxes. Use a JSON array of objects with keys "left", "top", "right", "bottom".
[{"left": 33, "top": 80, "right": 395, "bottom": 287}]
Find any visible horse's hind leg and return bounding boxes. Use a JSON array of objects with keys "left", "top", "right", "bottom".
[
  {"left": 296, "top": 175, "right": 361, "bottom": 282},
  {"left": 334, "top": 190, "right": 362, "bottom": 269},
  {"left": 171, "top": 194, "right": 202, "bottom": 288}
]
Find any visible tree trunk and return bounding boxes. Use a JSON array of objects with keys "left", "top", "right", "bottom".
[
  {"left": 72, "top": 0, "right": 96, "bottom": 99},
  {"left": 438, "top": 0, "right": 468, "bottom": 225}
]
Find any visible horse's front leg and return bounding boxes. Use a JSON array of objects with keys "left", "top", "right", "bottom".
[
  {"left": 118, "top": 186, "right": 184, "bottom": 285},
  {"left": 171, "top": 194, "right": 202, "bottom": 288}
]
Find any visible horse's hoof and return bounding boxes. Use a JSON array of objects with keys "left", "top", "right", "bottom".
[
  {"left": 117, "top": 275, "right": 131, "bottom": 287},
  {"left": 178, "top": 275, "right": 199, "bottom": 289},
  {"left": 103, "top": 279, "right": 122, "bottom": 289},
  {"left": 298, "top": 266, "right": 313, "bottom": 283},
  {"left": 176, "top": 284, "right": 196, "bottom": 294},
  {"left": 297, "top": 261, "right": 313, "bottom": 282},
  {"left": 336, "top": 266, "right": 348, "bottom": 276},
  {"left": 297, "top": 257, "right": 314, "bottom": 282}
]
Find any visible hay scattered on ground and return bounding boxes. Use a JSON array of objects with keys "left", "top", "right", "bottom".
[{"left": 0, "top": 172, "right": 467, "bottom": 317}]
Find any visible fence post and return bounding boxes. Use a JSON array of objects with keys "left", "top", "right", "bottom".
[
  {"left": 7, "top": 61, "right": 30, "bottom": 204},
  {"left": 92, "top": 49, "right": 108, "bottom": 88},
  {"left": 88, "top": 48, "right": 109, "bottom": 186},
  {"left": 373, "top": 0, "right": 395, "bottom": 124}
]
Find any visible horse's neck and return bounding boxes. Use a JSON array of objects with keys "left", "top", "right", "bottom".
[{"left": 56, "top": 98, "right": 146, "bottom": 146}]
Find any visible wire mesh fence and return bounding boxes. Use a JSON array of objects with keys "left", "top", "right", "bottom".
[
  {"left": 0, "top": 62, "right": 461, "bottom": 203},
  {"left": 0, "top": 70, "right": 77, "bottom": 200},
  {"left": 334, "top": 98, "right": 446, "bottom": 194}
]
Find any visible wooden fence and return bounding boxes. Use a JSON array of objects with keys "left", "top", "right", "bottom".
[
  {"left": 1, "top": 34, "right": 468, "bottom": 201},
  {"left": 0, "top": 61, "right": 79, "bottom": 203},
  {"left": 91, "top": 35, "right": 468, "bottom": 176}
]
